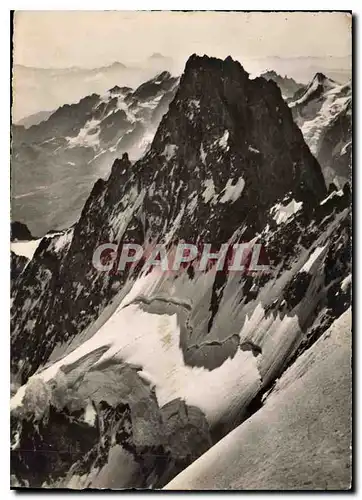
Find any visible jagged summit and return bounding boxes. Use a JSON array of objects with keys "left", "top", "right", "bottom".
[
  {"left": 308, "top": 72, "right": 337, "bottom": 93},
  {"left": 260, "top": 70, "right": 304, "bottom": 99},
  {"left": 183, "top": 54, "right": 249, "bottom": 78},
  {"left": 108, "top": 84, "right": 133, "bottom": 95},
  {"left": 308, "top": 72, "right": 336, "bottom": 93},
  {"left": 132, "top": 70, "right": 178, "bottom": 101},
  {"left": 289, "top": 71, "right": 338, "bottom": 115},
  {"left": 146, "top": 53, "right": 326, "bottom": 228},
  {"left": 313, "top": 72, "right": 333, "bottom": 83}
]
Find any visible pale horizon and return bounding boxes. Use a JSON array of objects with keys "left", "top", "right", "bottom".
[
  {"left": 14, "top": 11, "right": 352, "bottom": 70},
  {"left": 12, "top": 11, "right": 352, "bottom": 121}
]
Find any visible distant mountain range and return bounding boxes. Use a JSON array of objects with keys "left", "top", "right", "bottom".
[
  {"left": 12, "top": 71, "right": 179, "bottom": 236},
  {"left": 12, "top": 55, "right": 176, "bottom": 123},
  {"left": 259, "top": 70, "right": 304, "bottom": 99},
  {"left": 13, "top": 53, "right": 351, "bottom": 124},
  {"left": 249, "top": 55, "right": 351, "bottom": 84},
  {"left": 16, "top": 110, "right": 55, "bottom": 129}
]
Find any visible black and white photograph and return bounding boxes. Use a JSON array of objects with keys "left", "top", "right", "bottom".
[{"left": 10, "top": 10, "right": 352, "bottom": 490}]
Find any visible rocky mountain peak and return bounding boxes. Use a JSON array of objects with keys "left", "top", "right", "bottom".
[
  {"left": 146, "top": 54, "right": 326, "bottom": 230},
  {"left": 109, "top": 152, "right": 131, "bottom": 178},
  {"left": 108, "top": 84, "right": 133, "bottom": 95},
  {"left": 310, "top": 72, "right": 336, "bottom": 92},
  {"left": 314, "top": 72, "right": 329, "bottom": 83},
  {"left": 154, "top": 70, "right": 172, "bottom": 81},
  {"left": 182, "top": 54, "right": 249, "bottom": 86}
]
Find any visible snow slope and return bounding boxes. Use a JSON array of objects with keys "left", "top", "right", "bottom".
[
  {"left": 11, "top": 239, "right": 42, "bottom": 260},
  {"left": 289, "top": 75, "right": 351, "bottom": 187},
  {"left": 165, "top": 308, "right": 352, "bottom": 490}
]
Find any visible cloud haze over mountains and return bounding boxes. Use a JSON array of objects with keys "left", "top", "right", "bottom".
[{"left": 12, "top": 11, "right": 351, "bottom": 121}]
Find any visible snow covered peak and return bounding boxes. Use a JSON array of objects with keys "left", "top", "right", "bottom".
[
  {"left": 149, "top": 55, "right": 325, "bottom": 222},
  {"left": 313, "top": 72, "right": 336, "bottom": 86},
  {"left": 290, "top": 72, "right": 338, "bottom": 109},
  {"left": 12, "top": 70, "right": 180, "bottom": 236},
  {"left": 289, "top": 72, "right": 352, "bottom": 188}
]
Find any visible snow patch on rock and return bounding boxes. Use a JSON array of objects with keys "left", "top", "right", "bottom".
[
  {"left": 219, "top": 177, "right": 245, "bottom": 203},
  {"left": 270, "top": 199, "right": 303, "bottom": 225},
  {"left": 320, "top": 189, "right": 344, "bottom": 205},
  {"left": 161, "top": 144, "right": 178, "bottom": 161},
  {"left": 216, "top": 130, "right": 229, "bottom": 150},
  {"left": 201, "top": 178, "right": 217, "bottom": 204},
  {"left": 67, "top": 119, "right": 101, "bottom": 150},
  {"left": 300, "top": 245, "right": 326, "bottom": 273}
]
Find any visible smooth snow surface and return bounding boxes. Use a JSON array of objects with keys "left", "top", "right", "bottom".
[
  {"left": 165, "top": 308, "right": 351, "bottom": 491},
  {"left": 11, "top": 239, "right": 42, "bottom": 260},
  {"left": 11, "top": 284, "right": 261, "bottom": 425}
]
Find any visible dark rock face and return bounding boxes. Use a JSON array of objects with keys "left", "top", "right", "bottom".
[
  {"left": 11, "top": 55, "right": 351, "bottom": 489},
  {"left": 11, "top": 221, "right": 34, "bottom": 241},
  {"left": 11, "top": 251, "right": 29, "bottom": 292},
  {"left": 144, "top": 55, "right": 326, "bottom": 234},
  {"left": 11, "top": 379, "right": 211, "bottom": 488}
]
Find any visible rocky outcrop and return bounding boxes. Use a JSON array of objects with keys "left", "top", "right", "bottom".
[
  {"left": 11, "top": 221, "right": 34, "bottom": 241},
  {"left": 11, "top": 251, "right": 29, "bottom": 293}
]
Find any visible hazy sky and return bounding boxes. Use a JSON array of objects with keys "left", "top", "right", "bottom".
[{"left": 14, "top": 11, "right": 352, "bottom": 69}]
